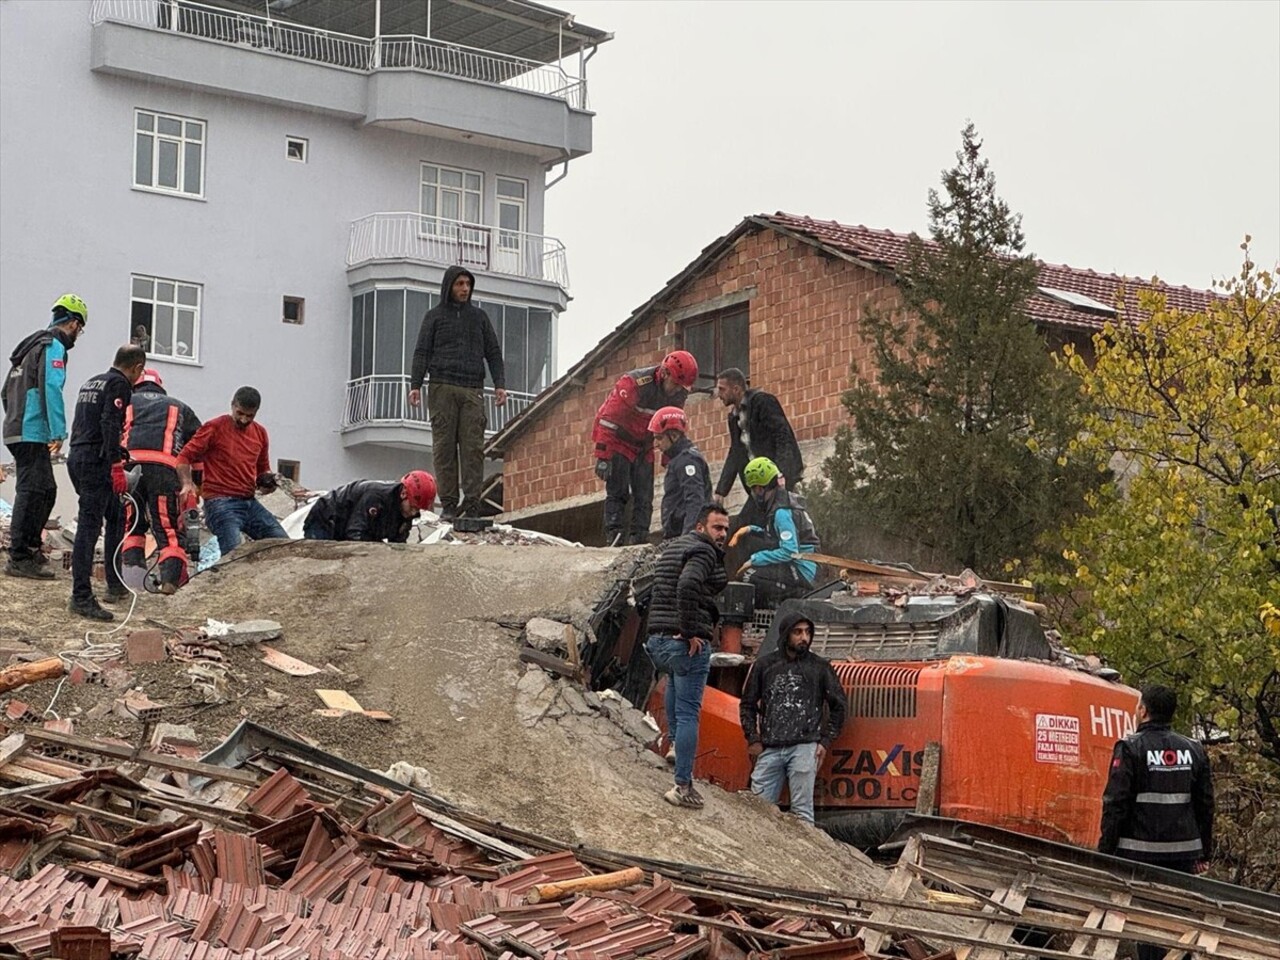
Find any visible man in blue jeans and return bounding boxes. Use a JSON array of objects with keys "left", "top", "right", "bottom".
[
  {"left": 739, "top": 610, "right": 847, "bottom": 823},
  {"left": 176, "top": 386, "right": 286, "bottom": 554},
  {"left": 644, "top": 503, "right": 729, "bottom": 809}
]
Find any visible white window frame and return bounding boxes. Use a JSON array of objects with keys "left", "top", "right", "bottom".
[
  {"left": 130, "top": 274, "right": 203, "bottom": 365},
  {"left": 286, "top": 136, "right": 308, "bottom": 163},
  {"left": 420, "top": 162, "right": 483, "bottom": 230},
  {"left": 134, "top": 109, "right": 206, "bottom": 198},
  {"left": 495, "top": 176, "right": 528, "bottom": 251}
]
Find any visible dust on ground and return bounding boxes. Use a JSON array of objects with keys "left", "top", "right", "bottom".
[{"left": 0, "top": 540, "right": 885, "bottom": 894}]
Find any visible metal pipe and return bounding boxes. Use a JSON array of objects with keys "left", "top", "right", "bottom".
[
  {"left": 545, "top": 159, "right": 569, "bottom": 190},
  {"left": 373, "top": 0, "right": 381, "bottom": 68}
]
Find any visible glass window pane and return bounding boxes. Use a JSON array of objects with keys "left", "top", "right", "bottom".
[
  {"left": 154, "top": 304, "right": 175, "bottom": 356},
  {"left": 136, "top": 111, "right": 154, "bottom": 132},
  {"left": 177, "top": 310, "right": 196, "bottom": 358},
  {"left": 135, "top": 134, "right": 153, "bottom": 185},
  {"left": 374, "top": 289, "right": 403, "bottom": 375},
  {"left": 158, "top": 140, "right": 179, "bottom": 189},
  {"left": 157, "top": 281, "right": 175, "bottom": 303},
  {"left": 177, "top": 284, "right": 198, "bottom": 306},
  {"left": 158, "top": 116, "right": 182, "bottom": 136},
  {"left": 130, "top": 301, "right": 153, "bottom": 350},
  {"left": 528, "top": 309, "right": 552, "bottom": 392},
  {"left": 464, "top": 194, "right": 480, "bottom": 223},
  {"left": 683, "top": 320, "right": 714, "bottom": 383},
  {"left": 441, "top": 169, "right": 463, "bottom": 188},
  {"left": 464, "top": 173, "right": 481, "bottom": 191},
  {"left": 350, "top": 295, "right": 363, "bottom": 380},
  {"left": 405, "top": 290, "right": 430, "bottom": 374},
  {"left": 421, "top": 185, "right": 436, "bottom": 218},
  {"left": 361, "top": 292, "right": 375, "bottom": 377},
  {"left": 497, "top": 178, "right": 524, "bottom": 198},
  {"left": 185, "top": 121, "right": 202, "bottom": 140},
  {"left": 503, "top": 305, "right": 528, "bottom": 395},
  {"left": 183, "top": 143, "right": 202, "bottom": 194},
  {"left": 721, "top": 308, "right": 750, "bottom": 379},
  {"left": 421, "top": 164, "right": 437, "bottom": 184},
  {"left": 131, "top": 276, "right": 153, "bottom": 299},
  {"left": 499, "top": 202, "right": 521, "bottom": 232},
  {"left": 441, "top": 192, "right": 459, "bottom": 221}
]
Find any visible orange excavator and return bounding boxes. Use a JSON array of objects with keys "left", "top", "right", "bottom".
[{"left": 596, "top": 559, "right": 1139, "bottom": 851}]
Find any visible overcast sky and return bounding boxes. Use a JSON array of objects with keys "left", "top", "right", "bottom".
[{"left": 546, "top": 0, "right": 1280, "bottom": 376}]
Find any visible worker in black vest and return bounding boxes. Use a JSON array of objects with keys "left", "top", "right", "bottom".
[
  {"left": 303, "top": 471, "right": 437, "bottom": 542},
  {"left": 122, "top": 368, "right": 202, "bottom": 594},
  {"left": 649, "top": 405, "right": 711, "bottom": 540}
]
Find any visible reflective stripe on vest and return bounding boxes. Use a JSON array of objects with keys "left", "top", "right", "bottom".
[
  {"left": 1135, "top": 792, "right": 1193, "bottom": 804},
  {"left": 1116, "top": 837, "right": 1203, "bottom": 854}
]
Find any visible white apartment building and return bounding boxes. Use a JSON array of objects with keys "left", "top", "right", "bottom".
[{"left": 0, "top": 0, "right": 609, "bottom": 489}]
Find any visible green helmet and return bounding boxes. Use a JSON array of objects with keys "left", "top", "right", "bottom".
[
  {"left": 743, "top": 456, "right": 780, "bottom": 489},
  {"left": 52, "top": 293, "right": 88, "bottom": 324}
]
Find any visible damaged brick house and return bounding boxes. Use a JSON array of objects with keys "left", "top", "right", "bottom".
[{"left": 485, "top": 212, "right": 1217, "bottom": 545}]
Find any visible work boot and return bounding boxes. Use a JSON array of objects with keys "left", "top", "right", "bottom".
[
  {"left": 31, "top": 551, "right": 49, "bottom": 566},
  {"left": 159, "top": 582, "right": 178, "bottom": 596},
  {"left": 4, "top": 557, "right": 55, "bottom": 581},
  {"left": 439, "top": 505, "right": 458, "bottom": 522},
  {"left": 68, "top": 596, "right": 114, "bottom": 622},
  {"left": 103, "top": 585, "right": 132, "bottom": 603}
]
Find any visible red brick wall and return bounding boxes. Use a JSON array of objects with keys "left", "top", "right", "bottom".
[{"left": 502, "top": 226, "right": 903, "bottom": 513}]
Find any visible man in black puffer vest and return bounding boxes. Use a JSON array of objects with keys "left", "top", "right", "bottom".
[
  {"left": 644, "top": 503, "right": 729, "bottom": 810},
  {"left": 1100, "top": 684, "right": 1214, "bottom": 959}
]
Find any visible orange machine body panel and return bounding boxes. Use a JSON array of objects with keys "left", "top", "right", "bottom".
[{"left": 653, "top": 655, "right": 1139, "bottom": 848}]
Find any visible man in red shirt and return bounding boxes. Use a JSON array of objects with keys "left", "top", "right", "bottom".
[{"left": 176, "top": 386, "right": 286, "bottom": 554}]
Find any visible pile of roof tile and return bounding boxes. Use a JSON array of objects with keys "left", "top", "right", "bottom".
[{"left": 0, "top": 725, "right": 894, "bottom": 960}]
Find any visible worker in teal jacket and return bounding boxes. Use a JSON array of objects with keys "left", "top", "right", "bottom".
[
  {"left": 2, "top": 294, "right": 88, "bottom": 579},
  {"left": 730, "top": 456, "right": 820, "bottom": 608}
]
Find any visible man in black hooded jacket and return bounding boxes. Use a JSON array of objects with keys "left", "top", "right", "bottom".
[
  {"left": 739, "top": 610, "right": 846, "bottom": 824},
  {"left": 407, "top": 266, "right": 505, "bottom": 520}
]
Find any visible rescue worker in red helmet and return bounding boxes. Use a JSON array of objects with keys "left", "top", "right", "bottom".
[
  {"left": 122, "top": 368, "right": 202, "bottom": 594},
  {"left": 591, "top": 350, "right": 698, "bottom": 545},
  {"left": 303, "top": 470, "right": 437, "bottom": 543},
  {"left": 649, "top": 405, "right": 711, "bottom": 539}
]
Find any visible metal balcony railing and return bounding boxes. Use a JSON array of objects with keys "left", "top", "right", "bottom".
[
  {"left": 341, "top": 376, "right": 536, "bottom": 436},
  {"left": 348, "top": 214, "right": 570, "bottom": 290},
  {"left": 90, "top": 0, "right": 587, "bottom": 107}
]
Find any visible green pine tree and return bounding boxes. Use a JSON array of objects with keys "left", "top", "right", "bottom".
[{"left": 818, "top": 123, "right": 1102, "bottom": 573}]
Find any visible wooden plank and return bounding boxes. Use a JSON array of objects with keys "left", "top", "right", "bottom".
[
  {"left": 261, "top": 645, "right": 322, "bottom": 677},
  {"left": 19, "top": 728, "right": 260, "bottom": 785},
  {"left": 859, "top": 835, "right": 922, "bottom": 954},
  {"left": 914, "top": 741, "right": 942, "bottom": 816},
  {"left": 1091, "top": 892, "right": 1131, "bottom": 960},
  {"left": 961, "top": 872, "right": 1032, "bottom": 960},
  {"left": 314, "top": 689, "right": 364, "bottom": 713}
]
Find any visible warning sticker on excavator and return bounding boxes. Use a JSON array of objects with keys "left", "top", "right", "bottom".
[{"left": 1035, "top": 713, "right": 1080, "bottom": 764}]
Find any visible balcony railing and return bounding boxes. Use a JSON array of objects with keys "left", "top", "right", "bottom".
[
  {"left": 348, "top": 214, "right": 570, "bottom": 290},
  {"left": 341, "top": 376, "right": 536, "bottom": 437},
  {"left": 90, "top": 0, "right": 587, "bottom": 107}
]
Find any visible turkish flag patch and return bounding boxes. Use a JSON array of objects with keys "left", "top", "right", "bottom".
[
  {"left": 114, "top": 398, "right": 124, "bottom": 408},
  {"left": 368, "top": 507, "right": 380, "bottom": 517},
  {"left": 52, "top": 359, "right": 64, "bottom": 368}
]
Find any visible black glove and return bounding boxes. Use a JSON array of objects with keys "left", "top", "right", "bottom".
[
  {"left": 256, "top": 472, "right": 279, "bottom": 493},
  {"left": 594, "top": 459, "right": 610, "bottom": 482}
]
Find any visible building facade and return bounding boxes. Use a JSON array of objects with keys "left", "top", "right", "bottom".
[
  {"left": 0, "top": 0, "right": 609, "bottom": 487},
  {"left": 487, "top": 213, "right": 1217, "bottom": 544}
]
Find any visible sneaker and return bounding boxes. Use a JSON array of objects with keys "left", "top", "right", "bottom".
[
  {"left": 68, "top": 597, "right": 114, "bottom": 621},
  {"left": 31, "top": 551, "right": 49, "bottom": 566},
  {"left": 4, "top": 558, "right": 55, "bottom": 581},
  {"left": 103, "top": 585, "right": 132, "bottom": 603},
  {"left": 664, "top": 783, "right": 704, "bottom": 809},
  {"left": 664, "top": 746, "right": 676, "bottom": 766}
]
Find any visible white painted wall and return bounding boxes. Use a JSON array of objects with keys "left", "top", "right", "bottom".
[{"left": 0, "top": 0, "right": 561, "bottom": 488}]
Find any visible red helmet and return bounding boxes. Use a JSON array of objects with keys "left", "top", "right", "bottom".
[
  {"left": 135, "top": 368, "right": 164, "bottom": 389},
  {"left": 658, "top": 350, "right": 698, "bottom": 389},
  {"left": 400, "top": 470, "right": 438, "bottom": 511},
  {"left": 648, "top": 405, "right": 688, "bottom": 435}
]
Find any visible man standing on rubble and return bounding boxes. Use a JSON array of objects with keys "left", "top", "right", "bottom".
[
  {"left": 739, "top": 611, "right": 846, "bottom": 824},
  {"left": 649, "top": 405, "right": 711, "bottom": 540},
  {"left": 713, "top": 368, "right": 803, "bottom": 503},
  {"left": 407, "top": 266, "right": 505, "bottom": 521},
  {"left": 3, "top": 294, "right": 89, "bottom": 580},
  {"left": 592, "top": 351, "right": 699, "bottom": 546},
  {"left": 303, "top": 470, "right": 437, "bottom": 543},
  {"left": 176, "top": 386, "right": 287, "bottom": 554},
  {"left": 122, "top": 368, "right": 202, "bottom": 594},
  {"left": 729, "top": 457, "right": 820, "bottom": 608},
  {"left": 66, "top": 344, "right": 147, "bottom": 620},
  {"left": 644, "top": 503, "right": 729, "bottom": 809}
]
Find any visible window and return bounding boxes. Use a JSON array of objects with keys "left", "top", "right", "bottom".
[
  {"left": 420, "top": 163, "right": 482, "bottom": 228},
  {"left": 135, "top": 109, "right": 204, "bottom": 197},
  {"left": 277, "top": 460, "right": 301, "bottom": 482},
  {"left": 682, "top": 306, "right": 749, "bottom": 384},
  {"left": 283, "top": 296, "right": 305, "bottom": 324},
  {"left": 285, "top": 136, "right": 308, "bottom": 162},
  {"left": 131, "top": 275, "right": 201, "bottom": 363},
  {"left": 496, "top": 177, "right": 527, "bottom": 250}
]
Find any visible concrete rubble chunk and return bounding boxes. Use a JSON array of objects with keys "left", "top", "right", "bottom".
[
  {"left": 524, "top": 617, "right": 573, "bottom": 654},
  {"left": 202, "top": 618, "right": 283, "bottom": 645},
  {"left": 382, "top": 760, "right": 434, "bottom": 792}
]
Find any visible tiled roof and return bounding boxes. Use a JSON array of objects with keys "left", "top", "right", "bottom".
[{"left": 759, "top": 212, "right": 1220, "bottom": 333}]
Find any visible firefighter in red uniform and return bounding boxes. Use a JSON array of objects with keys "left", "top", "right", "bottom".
[
  {"left": 591, "top": 350, "right": 698, "bottom": 546},
  {"left": 121, "top": 369, "right": 202, "bottom": 594}
]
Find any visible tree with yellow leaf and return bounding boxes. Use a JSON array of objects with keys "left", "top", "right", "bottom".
[{"left": 1055, "top": 243, "right": 1280, "bottom": 762}]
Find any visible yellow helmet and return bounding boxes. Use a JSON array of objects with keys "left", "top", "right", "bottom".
[{"left": 52, "top": 293, "right": 88, "bottom": 324}]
